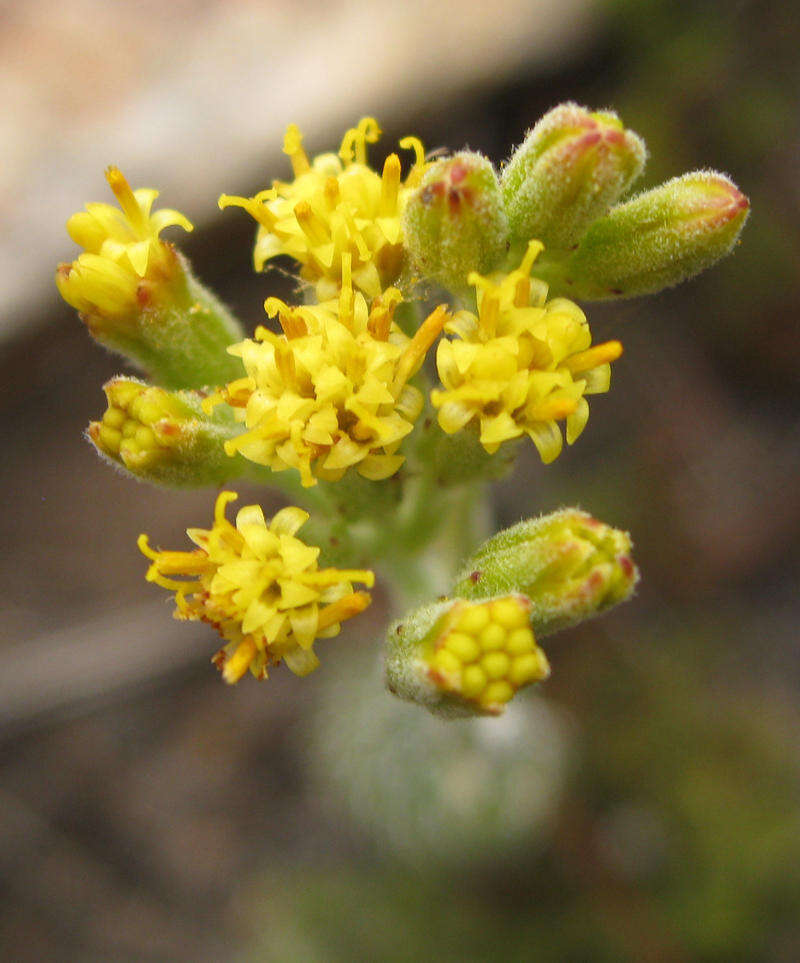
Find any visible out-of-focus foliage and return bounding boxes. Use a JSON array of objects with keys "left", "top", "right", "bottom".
[
  {"left": 603, "top": 0, "right": 800, "bottom": 390},
  {"left": 241, "top": 621, "right": 800, "bottom": 962}
]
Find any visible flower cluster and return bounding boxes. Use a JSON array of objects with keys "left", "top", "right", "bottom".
[
  {"left": 207, "top": 257, "right": 447, "bottom": 487},
  {"left": 138, "top": 491, "right": 374, "bottom": 682},
  {"left": 220, "top": 117, "right": 427, "bottom": 300},
  {"left": 55, "top": 107, "right": 747, "bottom": 705},
  {"left": 431, "top": 241, "right": 622, "bottom": 463},
  {"left": 56, "top": 167, "right": 192, "bottom": 329}
]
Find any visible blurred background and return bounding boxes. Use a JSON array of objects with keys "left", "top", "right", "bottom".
[{"left": 2, "top": 0, "right": 799, "bottom": 959}]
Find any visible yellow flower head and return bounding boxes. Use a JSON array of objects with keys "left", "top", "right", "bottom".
[
  {"left": 138, "top": 491, "right": 374, "bottom": 683},
  {"left": 209, "top": 255, "right": 447, "bottom": 487},
  {"left": 431, "top": 241, "right": 623, "bottom": 463},
  {"left": 425, "top": 595, "right": 550, "bottom": 715},
  {"left": 56, "top": 167, "right": 193, "bottom": 328},
  {"left": 219, "top": 117, "right": 427, "bottom": 300}
]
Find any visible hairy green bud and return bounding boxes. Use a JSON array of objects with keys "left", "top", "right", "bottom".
[
  {"left": 403, "top": 151, "right": 508, "bottom": 294},
  {"left": 453, "top": 509, "right": 639, "bottom": 638},
  {"left": 501, "top": 102, "right": 646, "bottom": 253},
  {"left": 385, "top": 595, "right": 550, "bottom": 718},
  {"left": 545, "top": 171, "right": 750, "bottom": 300},
  {"left": 88, "top": 377, "right": 250, "bottom": 488}
]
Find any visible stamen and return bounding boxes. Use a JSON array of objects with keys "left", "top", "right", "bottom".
[
  {"left": 339, "top": 253, "right": 354, "bottom": 325},
  {"left": 339, "top": 117, "right": 381, "bottom": 166},
  {"left": 479, "top": 292, "right": 500, "bottom": 338},
  {"left": 380, "top": 154, "right": 402, "bottom": 215},
  {"left": 105, "top": 167, "right": 147, "bottom": 232},
  {"left": 317, "top": 591, "right": 372, "bottom": 630},
  {"left": 294, "top": 201, "right": 331, "bottom": 245},
  {"left": 399, "top": 136, "right": 427, "bottom": 185},
  {"left": 222, "top": 637, "right": 258, "bottom": 684},
  {"left": 562, "top": 340, "right": 624, "bottom": 373},
  {"left": 323, "top": 176, "right": 341, "bottom": 209},
  {"left": 393, "top": 304, "right": 448, "bottom": 392},
  {"left": 519, "top": 239, "right": 544, "bottom": 276},
  {"left": 283, "top": 123, "right": 310, "bottom": 176},
  {"left": 526, "top": 396, "right": 578, "bottom": 421}
]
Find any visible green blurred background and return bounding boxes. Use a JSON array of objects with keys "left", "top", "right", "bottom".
[{"left": 1, "top": 0, "right": 798, "bottom": 959}]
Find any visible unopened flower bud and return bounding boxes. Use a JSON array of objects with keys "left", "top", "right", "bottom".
[
  {"left": 385, "top": 595, "right": 550, "bottom": 718},
  {"left": 452, "top": 509, "right": 639, "bottom": 638},
  {"left": 551, "top": 171, "right": 750, "bottom": 300},
  {"left": 403, "top": 151, "right": 509, "bottom": 294},
  {"left": 501, "top": 103, "right": 646, "bottom": 253},
  {"left": 88, "top": 377, "right": 248, "bottom": 487}
]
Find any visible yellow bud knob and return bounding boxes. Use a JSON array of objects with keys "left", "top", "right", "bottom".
[{"left": 424, "top": 595, "right": 550, "bottom": 715}]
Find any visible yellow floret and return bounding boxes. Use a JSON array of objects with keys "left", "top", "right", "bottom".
[
  {"left": 56, "top": 167, "right": 192, "bottom": 329},
  {"left": 424, "top": 595, "right": 550, "bottom": 714},
  {"left": 431, "top": 240, "right": 622, "bottom": 463},
  {"left": 138, "top": 491, "right": 374, "bottom": 682},
  {"left": 208, "top": 255, "right": 447, "bottom": 487},
  {"left": 219, "top": 117, "right": 428, "bottom": 300}
]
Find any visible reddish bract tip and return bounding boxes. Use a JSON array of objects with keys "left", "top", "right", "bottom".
[
  {"left": 618, "top": 554, "right": 635, "bottom": 579},
  {"left": 449, "top": 160, "right": 469, "bottom": 185}
]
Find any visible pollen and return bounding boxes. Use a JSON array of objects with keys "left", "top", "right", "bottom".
[
  {"left": 430, "top": 240, "right": 622, "bottom": 464},
  {"left": 219, "top": 118, "right": 429, "bottom": 300},
  {"left": 138, "top": 491, "right": 374, "bottom": 683},
  {"left": 425, "top": 595, "right": 550, "bottom": 714}
]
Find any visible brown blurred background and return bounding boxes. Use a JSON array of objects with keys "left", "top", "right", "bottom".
[{"left": 1, "top": 1, "right": 799, "bottom": 959}]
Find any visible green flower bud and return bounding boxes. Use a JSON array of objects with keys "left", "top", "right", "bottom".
[
  {"left": 501, "top": 102, "right": 646, "bottom": 253},
  {"left": 385, "top": 595, "right": 550, "bottom": 718},
  {"left": 546, "top": 171, "right": 750, "bottom": 300},
  {"left": 452, "top": 509, "right": 639, "bottom": 638},
  {"left": 403, "top": 151, "right": 509, "bottom": 294},
  {"left": 88, "top": 377, "right": 250, "bottom": 487}
]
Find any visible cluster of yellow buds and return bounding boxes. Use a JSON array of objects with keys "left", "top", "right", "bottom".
[
  {"left": 55, "top": 107, "right": 747, "bottom": 711},
  {"left": 424, "top": 596, "right": 550, "bottom": 714}
]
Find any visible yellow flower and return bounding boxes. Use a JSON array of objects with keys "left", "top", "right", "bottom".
[
  {"left": 208, "top": 255, "right": 447, "bottom": 487},
  {"left": 219, "top": 117, "right": 427, "bottom": 300},
  {"left": 425, "top": 595, "right": 550, "bottom": 715},
  {"left": 431, "top": 241, "right": 623, "bottom": 463},
  {"left": 138, "top": 491, "right": 374, "bottom": 683},
  {"left": 56, "top": 167, "right": 193, "bottom": 330}
]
